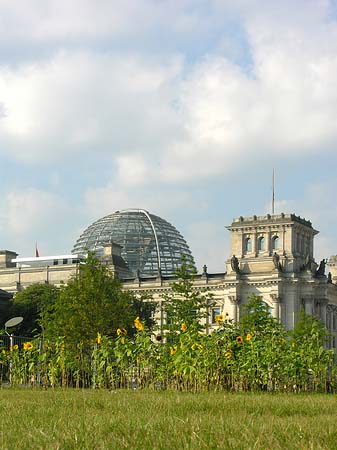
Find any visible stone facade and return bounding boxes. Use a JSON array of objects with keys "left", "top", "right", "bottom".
[{"left": 1, "top": 213, "right": 337, "bottom": 347}]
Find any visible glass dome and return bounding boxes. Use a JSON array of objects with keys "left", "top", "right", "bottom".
[{"left": 72, "top": 209, "right": 195, "bottom": 277}]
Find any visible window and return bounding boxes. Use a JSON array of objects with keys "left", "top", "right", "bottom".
[
  {"left": 212, "top": 307, "right": 221, "bottom": 324},
  {"left": 245, "top": 237, "right": 252, "bottom": 252},
  {"left": 258, "top": 236, "right": 265, "bottom": 251},
  {"left": 272, "top": 236, "right": 279, "bottom": 250}
]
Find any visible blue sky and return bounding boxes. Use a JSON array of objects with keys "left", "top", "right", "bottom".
[{"left": 1, "top": 0, "right": 337, "bottom": 272}]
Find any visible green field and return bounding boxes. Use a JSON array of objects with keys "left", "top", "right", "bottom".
[{"left": 1, "top": 390, "right": 337, "bottom": 449}]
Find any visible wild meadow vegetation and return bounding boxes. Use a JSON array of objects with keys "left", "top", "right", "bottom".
[{"left": 0, "top": 255, "right": 336, "bottom": 392}]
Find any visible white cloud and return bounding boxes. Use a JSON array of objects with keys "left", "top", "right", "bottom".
[
  {"left": 0, "top": 51, "right": 182, "bottom": 163},
  {"left": 0, "top": 188, "right": 73, "bottom": 256},
  {"left": 83, "top": 182, "right": 195, "bottom": 222},
  {"left": 1, "top": 1, "right": 337, "bottom": 183}
]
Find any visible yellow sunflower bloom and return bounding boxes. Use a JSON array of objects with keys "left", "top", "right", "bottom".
[
  {"left": 117, "top": 328, "right": 122, "bottom": 336},
  {"left": 23, "top": 342, "right": 34, "bottom": 351},
  {"left": 225, "top": 351, "right": 232, "bottom": 359},
  {"left": 236, "top": 336, "right": 243, "bottom": 344},
  {"left": 246, "top": 333, "right": 252, "bottom": 342},
  {"left": 215, "top": 314, "right": 224, "bottom": 323},
  {"left": 181, "top": 323, "right": 187, "bottom": 332},
  {"left": 96, "top": 333, "right": 102, "bottom": 345},
  {"left": 134, "top": 317, "right": 144, "bottom": 331},
  {"left": 170, "top": 346, "right": 177, "bottom": 356}
]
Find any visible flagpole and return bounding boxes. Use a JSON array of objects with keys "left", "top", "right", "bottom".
[{"left": 272, "top": 168, "right": 275, "bottom": 214}]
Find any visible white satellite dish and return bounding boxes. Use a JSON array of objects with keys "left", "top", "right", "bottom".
[{"left": 5, "top": 316, "right": 23, "bottom": 329}]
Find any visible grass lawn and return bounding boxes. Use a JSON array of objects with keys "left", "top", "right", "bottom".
[{"left": 1, "top": 389, "right": 337, "bottom": 449}]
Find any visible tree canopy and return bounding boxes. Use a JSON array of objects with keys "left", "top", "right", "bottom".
[
  {"left": 42, "top": 253, "right": 153, "bottom": 345},
  {"left": 10, "top": 283, "right": 59, "bottom": 336}
]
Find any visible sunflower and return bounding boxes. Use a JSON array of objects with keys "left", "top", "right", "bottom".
[
  {"left": 23, "top": 342, "right": 34, "bottom": 351},
  {"left": 117, "top": 328, "right": 127, "bottom": 336},
  {"left": 170, "top": 346, "right": 177, "bottom": 356},
  {"left": 236, "top": 336, "right": 243, "bottom": 344},
  {"left": 181, "top": 323, "right": 187, "bottom": 332},
  {"left": 225, "top": 351, "right": 232, "bottom": 359},
  {"left": 134, "top": 317, "right": 144, "bottom": 331},
  {"left": 215, "top": 314, "right": 224, "bottom": 323},
  {"left": 75, "top": 355, "right": 81, "bottom": 361},
  {"left": 155, "top": 335, "right": 162, "bottom": 342},
  {"left": 96, "top": 332, "right": 102, "bottom": 345},
  {"left": 246, "top": 333, "right": 252, "bottom": 342}
]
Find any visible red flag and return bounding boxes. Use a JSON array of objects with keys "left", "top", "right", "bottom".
[{"left": 35, "top": 243, "right": 40, "bottom": 258}]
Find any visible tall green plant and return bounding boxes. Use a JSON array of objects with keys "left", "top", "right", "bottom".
[{"left": 163, "top": 257, "right": 214, "bottom": 338}]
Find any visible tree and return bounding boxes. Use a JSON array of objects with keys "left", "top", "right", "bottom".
[
  {"left": 239, "top": 294, "right": 283, "bottom": 334},
  {"left": 163, "top": 258, "right": 214, "bottom": 337},
  {"left": 291, "top": 308, "right": 329, "bottom": 346},
  {"left": 10, "top": 283, "right": 59, "bottom": 336},
  {"left": 42, "top": 253, "right": 143, "bottom": 346}
]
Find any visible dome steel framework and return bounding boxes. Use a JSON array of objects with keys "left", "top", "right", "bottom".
[{"left": 72, "top": 209, "right": 195, "bottom": 276}]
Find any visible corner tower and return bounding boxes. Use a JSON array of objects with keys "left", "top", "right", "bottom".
[{"left": 226, "top": 213, "right": 318, "bottom": 275}]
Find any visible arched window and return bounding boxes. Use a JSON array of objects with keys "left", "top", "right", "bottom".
[
  {"left": 258, "top": 236, "right": 265, "bottom": 251},
  {"left": 245, "top": 237, "right": 252, "bottom": 252},
  {"left": 272, "top": 236, "right": 279, "bottom": 250}
]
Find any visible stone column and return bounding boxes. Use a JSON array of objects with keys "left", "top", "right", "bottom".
[
  {"left": 267, "top": 228, "right": 272, "bottom": 256},
  {"left": 270, "top": 294, "right": 282, "bottom": 321},
  {"left": 229, "top": 296, "right": 240, "bottom": 322},
  {"left": 281, "top": 225, "right": 286, "bottom": 255},
  {"left": 252, "top": 228, "right": 257, "bottom": 256},
  {"left": 318, "top": 299, "right": 328, "bottom": 325},
  {"left": 303, "top": 296, "right": 313, "bottom": 315},
  {"left": 239, "top": 229, "right": 244, "bottom": 257}
]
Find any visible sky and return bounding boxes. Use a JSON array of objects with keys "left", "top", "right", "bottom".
[{"left": 1, "top": 0, "right": 337, "bottom": 273}]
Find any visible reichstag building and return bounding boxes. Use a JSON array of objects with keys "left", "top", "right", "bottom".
[{"left": 1, "top": 209, "right": 337, "bottom": 346}]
